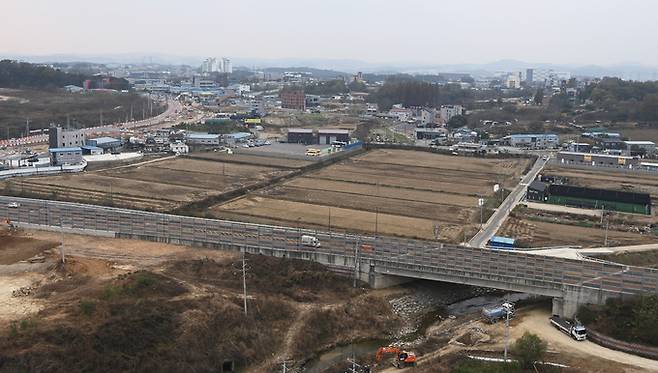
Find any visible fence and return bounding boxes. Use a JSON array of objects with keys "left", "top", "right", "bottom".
[{"left": 0, "top": 161, "right": 87, "bottom": 180}]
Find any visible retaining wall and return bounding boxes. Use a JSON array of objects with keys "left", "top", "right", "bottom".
[{"left": 587, "top": 328, "right": 658, "bottom": 360}]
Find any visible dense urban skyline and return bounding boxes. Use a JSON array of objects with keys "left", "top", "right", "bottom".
[{"left": 3, "top": 0, "right": 658, "bottom": 67}]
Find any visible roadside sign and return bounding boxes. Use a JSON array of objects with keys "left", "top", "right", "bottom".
[
  {"left": 493, "top": 184, "right": 500, "bottom": 193},
  {"left": 478, "top": 198, "right": 485, "bottom": 207}
]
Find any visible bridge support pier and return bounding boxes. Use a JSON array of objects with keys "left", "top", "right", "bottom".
[
  {"left": 366, "top": 272, "right": 414, "bottom": 289},
  {"left": 553, "top": 285, "right": 617, "bottom": 319}
]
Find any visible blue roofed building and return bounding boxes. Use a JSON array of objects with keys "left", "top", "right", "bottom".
[
  {"left": 80, "top": 145, "right": 103, "bottom": 155},
  {"left": 86, "top": 137, "right": 122, "bottom": 152},
  {"left": 49, "top": 147, "right": 83, "bottom": 166}
]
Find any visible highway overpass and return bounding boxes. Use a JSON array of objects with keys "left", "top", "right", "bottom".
[{"left": 1, "top": 196, "right": 657, "bottom": 318}]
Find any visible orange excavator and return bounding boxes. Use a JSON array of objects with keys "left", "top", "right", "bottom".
[{"left": 375, "top": 346, "right": 417, "bottom": 368}]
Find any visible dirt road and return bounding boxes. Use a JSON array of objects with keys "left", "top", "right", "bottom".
[{"left": 515, "top": 308, "right": 658, "bottom": 372}]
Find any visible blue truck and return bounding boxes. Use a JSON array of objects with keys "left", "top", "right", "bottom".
[{"left": 482, "top": 302, "right": 515, "bottom": 323}]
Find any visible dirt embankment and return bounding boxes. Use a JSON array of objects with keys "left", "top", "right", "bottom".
[{"left": 0, "top": 230, "right": 400, "bottom": 372}]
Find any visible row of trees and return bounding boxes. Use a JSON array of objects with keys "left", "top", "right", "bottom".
[
  {"left": 0, "top": 60, "right": 87, "bottom": 89},
  {"left": 0, "top": 60, "right": 131, "bottom": 91},
  {"left": 580, "top": 77, "right": 658, "bottom": 122},
  {"left": 368, "top": 80, "right": 473, "bottom": 111},
  {"left": 578, "top": 294, "right": 658, "bottom": 346},
  {"left": 302, "top": 79, "right": 367, "bottom": 96}
]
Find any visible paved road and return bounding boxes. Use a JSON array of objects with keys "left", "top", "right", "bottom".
[
  {"left": 0, "top": 97, "right": 182, "bottom": 148},
  {"left": 1, "top": 195, "right": 656, "bottom": 299},
  {"left": 469, "top": 156, "right": 549, "bottom": 248}
]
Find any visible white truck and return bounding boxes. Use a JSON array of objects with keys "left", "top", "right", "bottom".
[
  {"left": 549, "top": 315, "right": 587, "bottom": 341},
  {"left": 300, "top": 235, "right": 321, "bottom": 248}
]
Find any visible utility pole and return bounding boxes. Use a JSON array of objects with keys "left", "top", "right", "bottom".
[
  {"left": 241, "top": 250, "right": 248, "bottom": 315},
  {"left": 375, "top": 207, "right": 379, "bottom": 237},
  {"left": 604, "top": 215, "right": 609, "bottom": 247},
  {"left": 328, "top": 207, "right": 331, "bottom": 234},
  {"left": 99, "top": 110, "right": 103, "bottom": 126},
  {"left": 353, "top": 240, "right": 360, "bottom": 288},
  {"left": 504, "top": 304, "right": 510, "bottom": 362},
  {"left": 478, "top": 197, "right": 485, "bottom": 229},
  {"left": 25, "top": 118, "right": 30, "bottom": 137},
  {"left": 59, "top": 217, "right": 66, "bottom": 264}
]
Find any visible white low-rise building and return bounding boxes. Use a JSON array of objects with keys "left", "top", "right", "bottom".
[
  {"left": 440, "top": 105, "right": 464, "bottom": 123},
  {"left": 170, "top": 142, "right": 189, "bottom": 154}
]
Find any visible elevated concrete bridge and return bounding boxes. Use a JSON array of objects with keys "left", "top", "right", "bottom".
[{"left": 2, "top": 196, "right": 657, "bottom": 318}]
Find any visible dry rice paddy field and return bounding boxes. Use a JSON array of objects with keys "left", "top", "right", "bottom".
[
  {"left": 211, "top": 149, "right": 532, "bottom": 242},
  {"left": 1, "top": 155, "right": 298, "bottom": 211},
  {"left": 499, "top": 215, "right": 657, "bottom": 248}
]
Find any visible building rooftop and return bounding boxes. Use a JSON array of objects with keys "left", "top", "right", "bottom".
[
  {"left": 287, "top": 128, "right": 313, "bottom": 133},
  {"left": 558, "top": 151, "right": 635, "bottom": 159},
  {"left": 318, "top": 129, "right": 349, "bottom": 134},
  {"left": 49, "top": 147, "right": 82, "bottom": 153},
  {"left": 225, "top": 132, "right": 252, "bottom": 139},
  {"left": 81, "top": 145, "right": 101, "bottom": 150},
  {"left": 505, "top": 133, "right": 558, "bottom": 139},
  {"left": 187, "top": 133, "right": 220, "bottom": 140},
  {"left": 529, "top": 180, "right": 549, "bottom": 192},
  {"left": 624, "top": 141, "right": 656, "bottom": 145},
  {"left": 89, "top": 137, "right": 120, "bottom": 145}
]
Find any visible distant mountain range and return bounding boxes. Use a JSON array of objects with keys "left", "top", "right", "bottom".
[{"left": 3, "top": 53, "right": 658, "bottom": 81}]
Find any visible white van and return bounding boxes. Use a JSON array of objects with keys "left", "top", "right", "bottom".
[{"left": 301, "top": 235, "right": 321, "bottom": 248}]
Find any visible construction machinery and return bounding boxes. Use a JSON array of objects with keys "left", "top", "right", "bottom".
[
  {"left": 2, "top": 218, "right": 16, "bottom": 231},
  {"left": 375, "top": 346, "right": 417, "bottom": 368}
]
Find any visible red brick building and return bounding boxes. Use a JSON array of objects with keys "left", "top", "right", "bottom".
[{"left": 280, "top": 88, "right": 306, "bottom": 110}]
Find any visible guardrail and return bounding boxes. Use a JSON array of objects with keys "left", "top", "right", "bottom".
[{"left": 1, "top": 195, "right": 657, "bottom": 298}]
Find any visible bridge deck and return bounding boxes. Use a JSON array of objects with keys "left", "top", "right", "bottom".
[{"left": 1, "top": 196, "right": 656, "bottom": 297}]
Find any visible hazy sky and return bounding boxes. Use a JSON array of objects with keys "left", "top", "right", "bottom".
[{"left": 2, "top": 0, "right": 658, "bottom": 66}]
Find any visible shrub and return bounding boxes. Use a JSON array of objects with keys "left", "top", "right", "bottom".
[
  {"left": 512, "top": 332, "right": 547, "bottom": 369},
  {"left": 79, "top": 299, "right": 97, "bottom": 316},
  {"left": 576, "top": 304, "right": 596, "bottom": 325},
  {"left": 101, "top": 284, "right": 121, "bottom": 300}
]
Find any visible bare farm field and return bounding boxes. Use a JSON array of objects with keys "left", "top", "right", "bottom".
[
  {"left": 212, "top": 149, "right": 532, "bottom": 242},
  {"left": 499, "top": 205, "right": 658, "bottom": 248},
  {"left": 1, "top": 156, "right": 294, "bottom": 211}
]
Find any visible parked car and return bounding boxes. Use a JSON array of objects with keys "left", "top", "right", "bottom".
[{"left": 7, "top": 202, "right": 20, "bottom": 208}]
